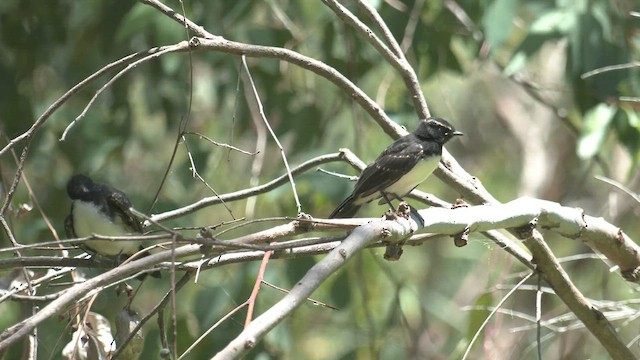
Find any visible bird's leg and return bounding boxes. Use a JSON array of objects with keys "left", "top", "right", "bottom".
[
  {"left": 115, "top": 253, "right": 127, "bottom": 266},
  {"left": 379, "top": 192, "right": 424, "bottom": 227},
  {"left": 380, "top": 192, "right": 395, "bottom": 211}
]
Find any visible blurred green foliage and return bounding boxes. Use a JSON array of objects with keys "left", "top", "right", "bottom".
[{"left": 0, "top": 0, "right": 639, "bottom": 359}]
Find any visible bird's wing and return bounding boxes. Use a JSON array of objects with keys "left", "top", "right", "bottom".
[
  {"left": 353, "top": 136, "right": 425, "bottom": 200},
  {"left": 328, "top": 194, "right": 362, "bottom": 218},
  {"left": 107, "top": 190, "right": 143, "bottom": 233}
]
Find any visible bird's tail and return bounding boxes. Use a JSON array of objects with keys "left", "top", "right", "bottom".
[{"left": 329, "top": 195, "right": 361, "bottom": 218}]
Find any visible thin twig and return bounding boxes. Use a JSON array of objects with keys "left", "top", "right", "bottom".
[
  {"left": 594, "top": 175, "right": 640, "bottom": 205},
  {"left": 242, "top": 60, "right": 269, "bottom": 218},
  {"left": 183, "top": 131, "right": 258, "bottom": 156},
  {"left": 142, "top": 0, "right": 404, "bottom": 138},
  {"left": 240, "top": 55, "right": 302, "bottom": 214},
  {"left": 213, "top": 218, "right": 417, "bottom": 358},
  {"left": 151, "top": 152, "right": 344, "bottom": 222},
  {"left": 317, "top": 168, "right": 359, "bottom": 181},
  {"left": 0, "top": 48, "right": 162, "bottom": 156},
  {"left": 140, "top": 0, "right": 217, "bottom": 39},
  {"left": 581, "top": 61, "right": 640, "bottom": 79},
  {"left": 536, "top": 274, "right": 543, "bottom": 360},
  {"left": 260, "top": 281, "right": 338, "bottom": 310},
  {"left": 244, "top": 249, "right": 273, "bottom": 327},
  {"left": 0, "top": 146, "right": 36, "bottom": 302},
  {"left": 111, "top": 273, "right": 191, "bottom": 359},
  {"left": 6, "top": 144, "right": 64, "bottom": 254},
  {"left": 60, "top": 44, "right": 185, "bottom": 140},
  {"left": 399, "top": 0, "right": 426, "bottom": 52},
  {"left": 461, "top": 272, "right": 534, "bottom": 360},
  {"left": 355, "top": 0, "right": 431, "bottom": 119},
  {"left": 178, "top": 301, "right": 248, "bottom": 360},
  {"left": 182, "top": 136, "right": 235, "bottom": 219},
  {"left": 523, "top": 229, "right": 636, "bottom": 360}
]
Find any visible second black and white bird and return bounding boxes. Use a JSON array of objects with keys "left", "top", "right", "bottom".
[
  {"left": 65, "top": 174, "right": 143, "bottom": 257},
  {"left": 329, "top": 117, "right": 463, "bottom": 218}
]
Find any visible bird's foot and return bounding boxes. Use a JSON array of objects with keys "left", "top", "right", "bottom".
[
  {"left": 382, "top": 202, "right": 416, "bottom": 261},
  {"left": 452, "top": 198, "right": 469, "bottom": 209},
  {"left": 116, "top": 282, "right": 136, "bottom": 298},
  {"left": 295, "top": 212, "right": 315, "bottom": 231},
  {"left": 383, "top": 202, "right": 412, "bottom": 220}
]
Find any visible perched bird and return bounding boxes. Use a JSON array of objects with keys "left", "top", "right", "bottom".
[
  {"left": 65, "top": 174, "right": 143, "bottom": 257},
  {"left": 329, "top": 117, "right": 463, "bottom": 218}
]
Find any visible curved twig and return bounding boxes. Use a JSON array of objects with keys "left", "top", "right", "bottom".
[
  {"left": 240, "top": 56, "right": 302, "bottom": 214},
  {"left": 151, "top": 152, "right": 344, "bottom": 222}
]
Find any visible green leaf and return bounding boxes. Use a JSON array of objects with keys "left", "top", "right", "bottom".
[
  {"left": 615, "top": 109, "right": 640, "bottom": 165},
  {"left": 624, "top": 108, "right": 640, "bottom": 129},
  {"left": 503, "top": 51, "right": 528, "bottom": 76},
  {"left": 504, "top": 34, "right": 556, "bottom": 76},
  {"left": 482, "top": 0, "right": 519, "bottom": 49},
  {"left": 577, "top": 103, "right": 616, "bottom": 159},
  {"left": 529, "top": 9, "right": 576, "bottom": 34}
]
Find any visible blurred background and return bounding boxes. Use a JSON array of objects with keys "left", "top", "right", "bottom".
[{"left": 0, "top": 0, "right": 639, "bottom": 358}]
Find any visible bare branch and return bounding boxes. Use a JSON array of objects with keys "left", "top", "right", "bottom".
[
  {"left": 0, "top": 47, "right": 168, "bottom": 156},
  {"left": 60, "top": 44, "right": 185, "bottom": 140},
  {"left": 462, "top": 273, "right": 534, "bottom": 360},
  {"left": 212, "top": 217, "right": 417, "bottom": 359},
  {"left": 321, "top": 0, "right": 431, "bottom": 120},
  {"left": 595, "top": 175, "right": 640, "bottom": 205},
  {"left": 189, "top": 36, "right": 402, "bottom": 137},
  {"left": 523, "top": 229, "right": 636, "bottom": 360},
  {"left": 241, "top": 56, "right": 302, "bottom": 214},
  {"left": 139, "top": 0, "right": 403, "bottom": 138},
  {"left": 111, "top": 273, "right": 191, "bottom": 359},
  {"left": 0, "top": 197, "right": 636, "bottom": 352},
  {"left": 183, "top": 132, "right": 258, "bottom": 156},
  {"left": 151, "top": 152, "right": 344, "bottom": 222},
  {"left": 140, "top": 0, "right": 217, "bottom": 39},
  {"left": 581, "top": 61, "right": 640, "bottom": 79}
]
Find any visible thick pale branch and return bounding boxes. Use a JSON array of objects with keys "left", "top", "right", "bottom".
[
  {"left": 413, "top": 197, "right": 640, "bottom": 278},
  {"left": 0, "top": 197, "right": 636, "bottom": 352},
  {"left": 139, "top": 0, "right": 403, "bottom": 138},
  {"left": 189, "top": 36, "right": 402, "bottom": 138},
  {"left": 210, "top": 197, "right": 640, "bottom": 357},
  {"left": 0, "top": 244, "right": 199, "bottom": 351},
  {"left": 212, "top": 218, "right": 416, "bottom": 359},
  {"left": 523, "top": 230, "right": 636, "bottom": 360}
]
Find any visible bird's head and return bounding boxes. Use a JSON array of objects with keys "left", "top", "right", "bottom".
[
  {"left": 414, "top": 117, "right": 463, "bottom": 144},
  {"left": 67, "top": 174, "right": 94, "bottom": 200}
]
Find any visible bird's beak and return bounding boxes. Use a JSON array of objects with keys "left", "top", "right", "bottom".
[{"left": 452, "top": 130, "right": 464, "bottom": 136}]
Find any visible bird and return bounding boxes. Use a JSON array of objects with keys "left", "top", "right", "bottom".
[
  {"left": 65, "top": 174, "right": 144, "bottom": 258},
  {"left": 329, "top": 117, "right": 463, "bottom": 219}
]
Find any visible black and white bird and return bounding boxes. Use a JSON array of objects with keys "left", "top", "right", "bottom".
[
  {"left": 65, "top": 174, "right": 143, "bottom": 257},
  {"left": 329, "top": 117, "right": 463, "bottom": 218}
]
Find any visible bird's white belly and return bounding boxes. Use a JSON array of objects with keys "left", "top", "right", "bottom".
[
  {"left": 73, "top": 201, "right": 139, "bottom": 256},
  {"left": 384, "top": 155, "right": 440, "bottom": 197}
]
